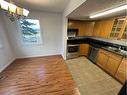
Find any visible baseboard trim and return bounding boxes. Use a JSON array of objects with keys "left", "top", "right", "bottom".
[
  {"left": 0, "top": 54, "right": 63, "bottom": 73},
  {"left": 0, "top": 58, "right": 15, "bottom": 73},
  {"left": 16, "top": 53, "right": 62, "bottom": 59}
]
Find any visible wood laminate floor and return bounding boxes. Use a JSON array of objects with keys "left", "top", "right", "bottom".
[{"left": 0, "top": 55, "right": 80, "bottom": 95}]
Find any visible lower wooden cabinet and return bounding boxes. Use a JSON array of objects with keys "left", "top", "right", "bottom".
[
  {"left": 105, "top": 57, "right": 122, "bottom": 75},
  {"left": 79, "top": 44, "right": 90, "bottom": 56},
  {"left": 97, "top": 50, "right": 109, "bottom": 69},
  {"left": 115, "top": 58, "right": 127, "bottom": 84},
  {"left": 97, "top": 49, "right": 124, "bottom": 82}
]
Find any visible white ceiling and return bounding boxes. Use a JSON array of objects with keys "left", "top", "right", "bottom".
[
  {"left": 68, "top": 0, "right": 127, "bottom": 20},
  {"left": 9, "top": 0, "right": 70, "bottom": 13}
]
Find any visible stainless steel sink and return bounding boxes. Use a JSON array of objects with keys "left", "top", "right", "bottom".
[
  {"left": 107, "top": 46, "right": 127, "bottom": 55},
  {"left": 107, "top": 46, "right": 118, "bottom": 51}
]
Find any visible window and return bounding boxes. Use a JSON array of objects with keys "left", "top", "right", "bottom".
[{"left": 19, "top": 19, "right": 42, "bottom": 44}]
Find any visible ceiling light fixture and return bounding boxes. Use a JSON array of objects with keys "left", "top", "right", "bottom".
[
  {"left": 90, "top": 4, "right": 127, "bottom": 19},
  {"left": 23, "top": 8, "right": 29, "bottom": 16},
  {"left": 9, "top": 3, "right": 17, "bottom": 13},
  {"left": 0, "top": 0, "right": 9, "bottom": 10},
  {"left": 0, "top": 0, "right": 29, "bottom": 21}
]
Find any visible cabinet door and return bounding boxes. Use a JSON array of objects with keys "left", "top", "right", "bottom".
[
  {"left": 121, "top": 25, "right": 127, "bottom": 39},
  {"left": 93, "top": 18, "right": 114, "bottom": 38},
  {"left": 78, "top": 22, "right": 94, "bottom": 36},
  {"left": 68, "top": 20, "right": 94, "bottom": 36},
  {"left": 93, "top": 21, "right": 101, "bottom": 37},
  {"left": 99, "top": 19, "right": 114, "bottom": 38},
  {"left": 110, "top": 17, "right": 127, "bottom": 39},
  {"left": 118, "top": 17, "right": 127, "bottom": 39},
  {"left": 97, "top": 51, "right": 109, "bottom": 69},
  {"left": 80, "top": 44, "right": 89, "bottom": 56},
  {"left": 115, "top": 58, "right": 127, "bottom": 84},
  {"left": 105, "top": 56, "right": 122, "bottom": 76},
  {"left": 68, "top": 20, "right": 79, "bottom": 29},
  {"left": 82, "top": 22, "right": 95, "bottom": 36}
]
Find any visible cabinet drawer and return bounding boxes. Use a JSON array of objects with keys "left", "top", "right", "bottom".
[
  {"left": 109, "top": 53, "right": 122, "bottom": 61},
  {"left": 100, "top": 49, "right": 122, "bottom": 61},
  {"left": 99, "top": 49, "right": 109, "bottom": 55}
]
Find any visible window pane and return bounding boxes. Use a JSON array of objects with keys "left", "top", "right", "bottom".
[{"left": 19, "top": 19, "right": 42, "bottom": 44}]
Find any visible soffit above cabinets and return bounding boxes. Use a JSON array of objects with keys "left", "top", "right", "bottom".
[
  {"left": 68, "top": 0, "right": 126, "bottom": 20},
  {"left": 7, "top": 0, "right": 70, "bottom": 13}
]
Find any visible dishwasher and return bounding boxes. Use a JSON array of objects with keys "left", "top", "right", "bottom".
[{"left": 88, "top": 45, "right": 100, "bottom": 63}]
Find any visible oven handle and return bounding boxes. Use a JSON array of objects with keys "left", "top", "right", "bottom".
[{"left": 67, "top": 44, "right": 80, "bottom": 47}]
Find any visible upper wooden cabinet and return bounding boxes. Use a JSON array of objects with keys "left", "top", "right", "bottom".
[
  {"left": 93, "top": 18, "right": 114, "bottom": 38},
  {"left": 110, "top": 17, "right": 127, "bottom": 39},
  {"left": 68, "top": 20, "right": 94, "bottom": 36},
  {"left": 79, "top": 22, "right": 95, "bottom": 36},
  {"left": 92, "top": 21, "right": 102, "bottom": 37},
  {"left": 68, "top": 20, "right": 80, "bottom": 29},
  {"left": 93, "top": 16, "right": 127, "bottom": 39},
  {"left": 121, "top": 25, "right": 127, "bottom": 39}
]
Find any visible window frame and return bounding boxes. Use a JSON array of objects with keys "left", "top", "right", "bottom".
[{"left": 18, "top": 18, "right": 43, "bottom": 45}]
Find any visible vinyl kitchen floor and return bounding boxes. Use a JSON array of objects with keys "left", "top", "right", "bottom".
[{"left": 66, "top": 57, "right": 122, "bottom": 95}]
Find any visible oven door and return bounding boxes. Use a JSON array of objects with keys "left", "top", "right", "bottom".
[
  {"left": 67, "top": 44, "right": 79, "bottom": 59},
  {"left": 67, "top": 44, "right": 79, "bottom": 53}
]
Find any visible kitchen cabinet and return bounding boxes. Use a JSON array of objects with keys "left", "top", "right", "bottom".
[
  {"left": 105, "top": 55, "right": 122, "bottom": 75},
  {"left": 78, "top": 22, "right": 95, "bottom": 36},
  {"left": 121, "top": 25, "right": 127, "bottom": 39},
  {"left": 115, "top": 58, "right": 127, "bottom": 84},
  {"left": 92, "top": 21, "right": 101, "bottom": 37},
  {"left": 79, "top": 44, "right": 90, "bottom": 56},
  {"left": 110, "top": 16, "right": 127, "bottom": 39},
  {"left": 68, "top": 17, "right": 127, "bottom": 40},
  {"left": 68, "top": 20, "right": 79, "bottom": 29},
  {"left": 68, "top": 20, "right": 94, "bottom": 56},
  {"left": 118, "top": 17, "right": 127, "bottom": 39},
  {"left": 97, "top": 49, "right": 123, "bottom": 76},
  {"left": 68, "top": 20, "right": 94, "bottom": 36},
  {"left": 97, "top": 49, "right": 109, "bottom": 69},
  {"left": 93, "top": 18, "right": 114, "bottom": 38},
  {"left": 78, "top": 22, "right": 94, "bottom": 56}
]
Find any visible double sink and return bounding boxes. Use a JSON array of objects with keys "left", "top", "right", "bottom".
[{"left": 103, "top": 46, "right": 127, "bottom": 56}]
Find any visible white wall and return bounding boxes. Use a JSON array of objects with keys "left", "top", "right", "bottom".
[
  {"left": 0, "top": 15, "right": 15, "bottom": 72},
  {"left": 2, "top": 0, "right": 87, "bottom": 60},
  {"left": 61, "top": 0, "right": 87, "bottom": 59},
  {"left": 4, "top": 11, "right": 63, "bottom": 58},
  {"left": 61, "top": 16, "right": 68, "bottom": 59}
]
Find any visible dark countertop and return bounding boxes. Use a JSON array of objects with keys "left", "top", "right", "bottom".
[
  {"left": 90, "top": 37, "right": 127, "bottom": 47},
  {"left": 101, "top": 47, "right": 127, "bottom": 56},
  {"left": 67, "top": 36, "right": 127, "bottom": 56},
  {"left": 67, "top": 36, "right": 127, "bottom": 47}
]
